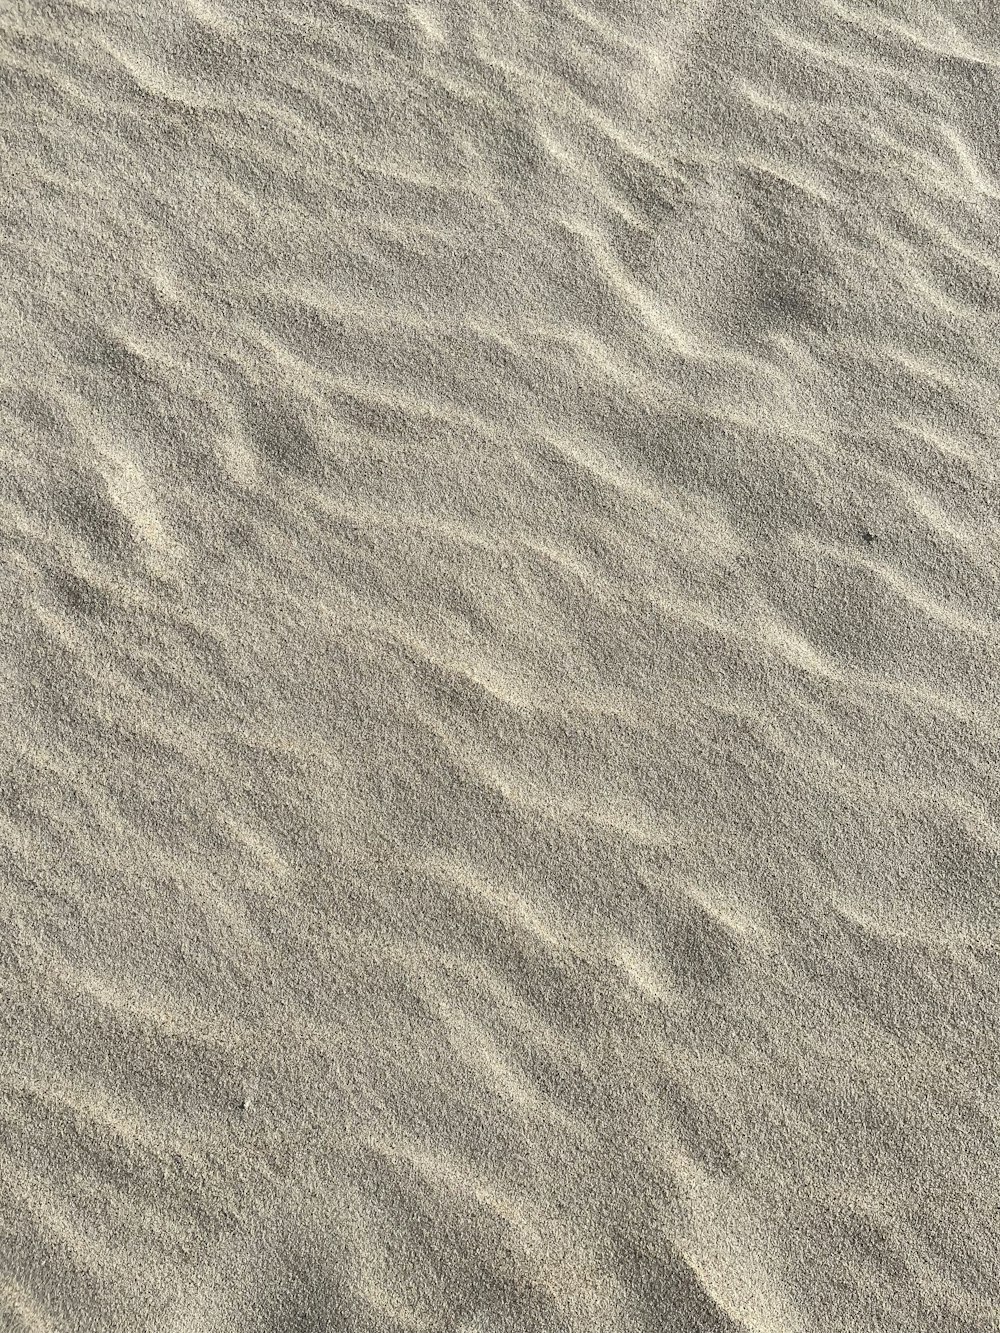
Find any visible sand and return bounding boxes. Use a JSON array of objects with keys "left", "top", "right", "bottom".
[{"left": 1, "top": 0, "right": 998, "bottom": 1329}]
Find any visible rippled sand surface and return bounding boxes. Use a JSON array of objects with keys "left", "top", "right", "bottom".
[{"left": 2, "top": 1, "right": 999, "bottom": 1329}]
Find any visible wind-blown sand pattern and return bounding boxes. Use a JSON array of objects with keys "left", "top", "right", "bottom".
[{"left": 1, "top": 0, "right": 998, "bottom": 1329}]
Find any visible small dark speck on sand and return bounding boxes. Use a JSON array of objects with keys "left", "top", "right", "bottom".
[{"left": 862, "top": 529, "right": 877, "bottom": 544}]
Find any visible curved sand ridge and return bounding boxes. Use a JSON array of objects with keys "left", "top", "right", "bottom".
[{"left": 1, "top": 1, "right": 998, "bottom": 1329}]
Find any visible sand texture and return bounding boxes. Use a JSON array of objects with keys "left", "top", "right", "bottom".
[{"left": 1, "top": 0, "right": 998, "bottom": 1329}]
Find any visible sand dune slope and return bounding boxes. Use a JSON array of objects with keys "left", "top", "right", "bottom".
[{"left": 1, "top": 1, "right": 999, "bottom": 1329}]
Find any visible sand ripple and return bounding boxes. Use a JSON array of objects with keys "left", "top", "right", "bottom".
[{"left": 1, "top": 0, "right": 998, "bottom": 1329}]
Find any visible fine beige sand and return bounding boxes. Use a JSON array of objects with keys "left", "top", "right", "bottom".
[{"left": 2, "top": 1, "right": 998, "bottom": 1329}]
